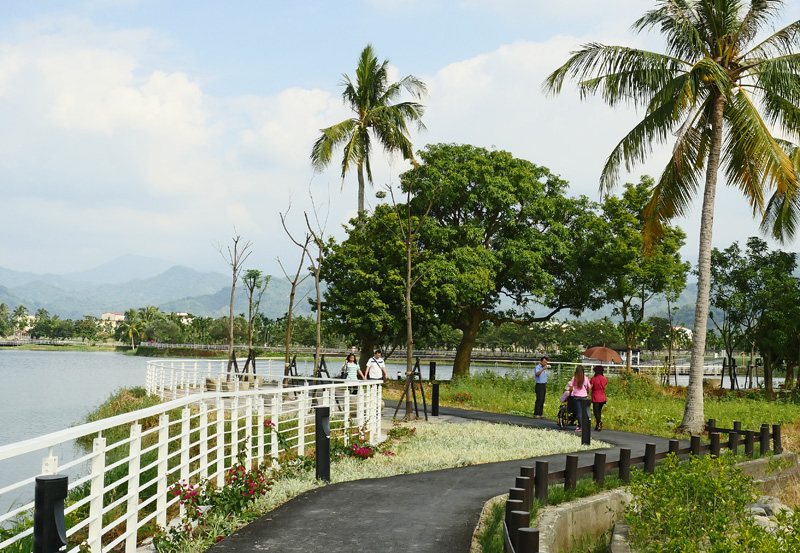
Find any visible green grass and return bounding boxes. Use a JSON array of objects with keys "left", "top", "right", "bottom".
[{"left": 416, "top": 370, "right": 800, "bottom": 439}]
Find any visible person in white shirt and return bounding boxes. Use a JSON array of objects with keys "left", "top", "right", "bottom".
[{"left": 362, "top": 349, "right": 388, "bottom": 381}]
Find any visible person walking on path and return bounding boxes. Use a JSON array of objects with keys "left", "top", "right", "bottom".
[
  {"left": 568, "top": 366, "right": 591, "bottom": 431},
  {"left": 533, "top": 357, "right": 548, "bottom": 418},
  {"left": 590, "top": 365, "right": 608, "bottom": 431},
  {"left": 341, "top": 353, "right": 360, "bottom": 380},
  {"left": 361, "top": 349, "right": 388, "bottom": 381}
]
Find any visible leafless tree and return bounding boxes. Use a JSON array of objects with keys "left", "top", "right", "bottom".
[
  {"left": 215, "top": 233, "right": 252, "bottom": 378},
  {"left": 303, "top": 192, "right": 330, "bottom": 376},
  {"left": 242, "top": 269, "right": 270, "bottom": 375},
  {"left": 279, "top": 207, "right": 312, "bottom": 376}
]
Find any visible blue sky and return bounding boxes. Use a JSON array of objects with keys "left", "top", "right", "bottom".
[{"left": 2, "top": 0, "right": 799, "bottom": 277}]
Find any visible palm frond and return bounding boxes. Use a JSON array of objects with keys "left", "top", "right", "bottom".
[
  {"left": 642, "top": 121, "right": 709, "bottom": 248},
  {"left": 543, "top": 43, "right": 688, "bottom": 108},
  {"left": 722, "top": 88, "right": 796, "bottom": 214},
  {"left": 633, "top": 0, "right": 709, "bottom": 60},
  {"left": 736, "top": 0, "right": 787, "bottom": 50},
  {"left": 311, "top": 118, "right": 358, "bottom": 172},
  {"left": 744, "top": 17, "right": 800, "bottom": 58}
]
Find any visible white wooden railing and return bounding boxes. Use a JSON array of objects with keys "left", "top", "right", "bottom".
[{"left": 0, "top": 379, "right": 383, "bottom": 553}]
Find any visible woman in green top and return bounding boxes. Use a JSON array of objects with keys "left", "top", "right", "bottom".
[{"left": 342, "top": 353, "right": 360, "bottom": 380}]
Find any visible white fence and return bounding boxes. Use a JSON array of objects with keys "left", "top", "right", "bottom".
[{"left": 0, "top": 377, "right": 383, "bottom": 553}]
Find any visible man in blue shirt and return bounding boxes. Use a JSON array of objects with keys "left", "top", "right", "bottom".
[{"left": 534, "top": 357, "right": 548, "bottom": 418}]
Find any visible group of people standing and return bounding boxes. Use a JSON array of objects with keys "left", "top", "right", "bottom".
[
  {"left": 533, "top": 357, "right": 608, "bottom": 431},
  {"left": 341, "top": 349, "right": 388, "bottom": 381}
]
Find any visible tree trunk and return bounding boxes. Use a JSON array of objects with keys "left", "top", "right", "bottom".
[
  {"left": 357, "top": 164, "right": 366, "bottom": 213},
  {"left": 359, "top": 337, "right": 377, "bottom": 373},
  {"left": 452, "top": 309, "right": 483, "bottom": 377},
  {"left": 404, "top": 239, "right": 416, "bottom": 420},
  {"left": 681, "top": 93, "right": 725, "bottom": 435}
]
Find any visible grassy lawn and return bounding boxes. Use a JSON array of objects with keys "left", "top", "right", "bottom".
[{"left": 383, "top": 370, "right": 800, "bottom": 451}]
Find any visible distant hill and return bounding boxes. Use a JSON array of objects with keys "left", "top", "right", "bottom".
[
  {"left": 0, "top": 261, "right": 314, "bottom": 319},
  {"left": 63, "top": 255, "right": 173, "bottom": 284}
]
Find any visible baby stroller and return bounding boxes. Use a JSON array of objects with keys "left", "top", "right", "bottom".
[{"left": 557, "top": 387, "right": 571, "bottom": 429}]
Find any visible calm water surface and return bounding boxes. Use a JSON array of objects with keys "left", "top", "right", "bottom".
[{"left": 0, "top": 350, "right": 153, "bottom": 515}]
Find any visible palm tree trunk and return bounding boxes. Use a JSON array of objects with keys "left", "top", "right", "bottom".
[
  {"left": 357, "top": 164, "right": 366, "bottom": 213},
  {"left": 682, "top": 93, "right": 726, "bottom": 435}
]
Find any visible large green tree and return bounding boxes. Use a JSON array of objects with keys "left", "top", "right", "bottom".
[
  {"left": 311, "top": 44, "right": 427, "bottom": 212},
  {"left": 544, "top": 0, "right": 800, "bottom": 434},
  {"left": 596, "top": 178, "right": 690, "bottom": 369},
  {"left": 404, "top": 143, "right": 608, "bottom": 377}
]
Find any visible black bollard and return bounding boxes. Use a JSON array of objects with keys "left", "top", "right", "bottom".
[
  {"left": 34, "top": 474, "right": 68, "bottom": 553},
  {"left": 534, "top": 460, "right": 549, "bottom": 504},
  {"left": 518, "top": 527, "right": 540, "bottom": 553},
  {"left": 760, "top": 424, "right": 770, "bottom": 455},
  {"left": 644, "top": 443, "right": 656, "bottom": 474},
  {"left": 745, "top": 429, "right": 754, "bottom": 457},
  {"left": 509, "top": 510, "right": 530, "bottom": 552},
  {"left": 580, "top": 398, "right": 591, "bottom": 445},
  {"left": 668, "top": 439, "right": 680, "bottom": 456},
  {"left": 516, "top": 476, "right": 533, "bottom": 511},
  {"left": 773, "top": 424, "right": 782, "bottom": 454},
  {"left": 619, "top": 448, "right": 631, "bottom": 484},
  {"left": 593, "top": 453, "right": 606, "bottom": 488},
  {"left": 429, "top": 361, "right": 436, "bottom": 381},
  {"left": 729, "top": 431, "right": 739, "bottom": 456},
  {"left": 315, "top": 406, "right": 331, "bottom": 481},
  {"left": 432, "top": 383, "right": 439, "bottom": 417},
  {"left": 710, "top": 432, "right": 721, "bottom": 457},
  {"left": 690, "top": 435, "right": 701, "bottom": 456},
  {"left": 565, "top": 455, "right": 578, "bottom": 490}
]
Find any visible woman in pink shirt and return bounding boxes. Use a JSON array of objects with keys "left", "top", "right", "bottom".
[
  {"left": 568, "top": 366, "right": 591, "bottom": 431},
  {"left": 590, "top": 365, "right": 608, "bottom": 431}
]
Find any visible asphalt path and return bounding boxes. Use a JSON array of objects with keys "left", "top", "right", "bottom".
[{"left": 209, "top": 406, "right": 684, "bottom": 553}]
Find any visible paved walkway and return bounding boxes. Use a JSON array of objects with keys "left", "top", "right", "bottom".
[{"left": 209, "top": 405, "right": 685, "bottom": 553}]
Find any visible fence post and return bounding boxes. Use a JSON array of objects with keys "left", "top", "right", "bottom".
[
  {"left": 257, "top": 397, "right": 265, "bottom": 463},
  {"left": 429, "top": 361, "right": 436, "bottom": 381},
  {"left": 298, "top": 390, "right": 307, "bottom": 455},
  {"left": 593, "top": 453, "right": 606, "bottom": 488},
  {"left": 509, "top": 510, "right": 530, "bottom": 553},
  {"left": 708, "top": 418, "right": 716, "bottom": 433},
  {"left": 644, "top": 443, "right": 656, "bottom": 474},
  {"left": 729, "top": 431, "right": 739, "bottom": 456},
  {"left": 773, "top": 424, "right": 782, "bottom": 454},
  {"left": 518, "top": 528, "right": 539, "bottom": 553},
  {"left": 535, "top": 460, "right": 549, "bottom": 504},
  {"left": 691, "top": 435, "right": 701, "bottom": 456},
  {"left": 517, "top": 475, "right": 532, "bottom": 508},
  {"left": 199, "top": 403, "right": 209, "bottom": 480},
  {"left": 760, "top": 424, "right": 770, "bottom": 455},
  {"left": 710, "top": 433, "right": 721, "bottom": 457},
  {"left": 432, "top": 383, "right": 440, "bottom": 417},
  {"left": 87, "top": 437, "right": 107, "bottom": 553},
  {"left": 215, "top": 397, "right": 225, "bottom": 487},
  {"left": 619, "top": 448, "right": 631, "bottom": 484},
  {"left": 744, "top": 429, "right": 754, "bottom": 457},
  {"left": 156, "top": 414, "right": 170, "bottom": 527},
  {"left": 565, "top": 455, "right": 578, "bottom": 490},
  {"left": 125, "top": 424, "right": 142, "bottom": 553},
  {"left": 668, "top": 439, "right": 680, "bottom": 456},
  {"left": 245, "top": 397, "right": 254, "bottom": 468},
  {"left": 505, "top": 498, "right": 524, "bottom": 528}
]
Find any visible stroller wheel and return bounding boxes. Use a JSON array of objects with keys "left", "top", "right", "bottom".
[{"left": 557, "top": 405, "right": 568, "bottom": 429}]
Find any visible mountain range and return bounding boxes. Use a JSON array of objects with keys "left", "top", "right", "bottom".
[{"left": 0, "top": 255, "right": 314, "bottom": 320}]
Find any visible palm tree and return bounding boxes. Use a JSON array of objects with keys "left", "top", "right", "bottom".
[
  {"left": 311, "top": 44, "right": 427, "bottom": 212},
  {"left": 544, "top": 0, "right": 800, "bottom": 434},
  {"left": 119, "top": 308, "right": 144, "bottom": 349}
]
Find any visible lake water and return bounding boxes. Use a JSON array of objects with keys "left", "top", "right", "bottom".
[{"left": 0, "top": 350, "right": 153, "bottom": 516}]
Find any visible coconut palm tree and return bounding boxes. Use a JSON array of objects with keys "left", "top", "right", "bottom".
[
  {"left": 119, "top": 308, "right": 144, "bottom": 349},
  {"left": 311, "top": 44, "right": 427, "bottom": 212},
  {"left": 544, "top": 0, "right": 800, "bottom": 434}
]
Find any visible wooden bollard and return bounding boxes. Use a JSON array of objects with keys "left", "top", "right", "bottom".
[
  {"left": 690, "top": 435, "right": 701, "bottom": 456},
  {"left": 668, "top": 439, "right": 680, "bottom": 456},
  {"left": 733, "top": 421, "right": 742, "bottom": 433},
  {"left": 644, "top": 443, "right": 656, "bottom": 474},
  {"left": 710, "top": 432, "right": 721, "bottom": 457},
  {"left": 729, "top": 431, "right": 739, "bottom": 455},
  {"left": 619, "top": 448, "right": 631, "bottom": 484},
  {"left": 760, "top": 424, "right": 770, "bottom": 455},
  {"left": 509, "top": 510, "right": 530, "bottom": 552},
  {"left": 708, "top": 418, "right": 716, "bottom": 433},
  {"left": 505, "top": 498, "right": 523, "bottom": 527},
  {"left": 516, "top": 476, "right": 532, "bottom": 511},
  {"left": 745, "top": 429, "right": 754, "bottom": 457},
  {"left": 518, "top": 527, "right": 540, "bottom": 553},
  {"left": 773, "top": 424, "right": 782, "bottom": 454},
  {"left": 593, "top": 453, "right": 606, "bottom": 488},
  {"left": 565, "top": 455, "right": 578, "bottom": 490},
  {"left": 535, "top": 461, "right": 548, "bottom": 504}
]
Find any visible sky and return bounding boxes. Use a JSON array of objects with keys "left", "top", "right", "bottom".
[{"left": 2, "top": 0, "right": 800, "bottom": 277}]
